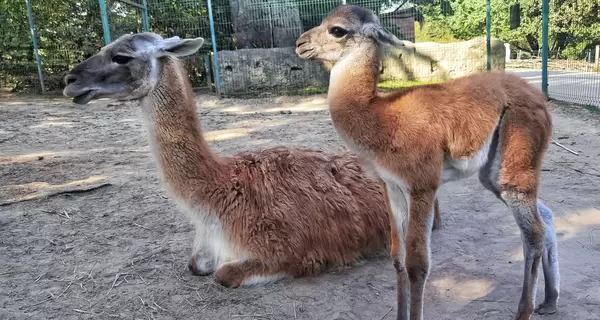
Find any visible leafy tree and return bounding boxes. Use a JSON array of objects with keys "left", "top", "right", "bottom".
[
  {"left": 1, "top": 0, "right": 105, "bottom": 90},
  {"left": 414, "top": 0, "right": 600, "bottom": 57}
]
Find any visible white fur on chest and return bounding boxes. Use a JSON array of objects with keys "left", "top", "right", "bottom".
[
  {"left": 192, "top": 214, "right": 242, "bottom": 266},
  {"left": 170, "top": 191, "right": 246, "bottom": 267}
]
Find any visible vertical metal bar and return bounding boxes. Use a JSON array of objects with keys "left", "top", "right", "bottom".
[
  {"left": 268, "top": 4, "right": 274, "bottom": 48},
  {"left": 541, "top": 0, "right": 549, "bottom": 97},
  {"left": 594, "top": 44, "right": 600, "bottom": 72},
  {"left": 98, "top": 0, "right": 111, "bottom": 45},
  {"left": 141, "top": 0, "right": 150, "bottom": 32},
  {"left": 203, "top": 55, "right": 213, "bottom": 90},
  {"left": 206, "top": 0, "right": 221, "bottom": 94},
  {"left": 485, "top": 0, "right": 491, "bottom": 71},
  {"left": 25, "top": 0, "right": 45, "bottom": 92}
]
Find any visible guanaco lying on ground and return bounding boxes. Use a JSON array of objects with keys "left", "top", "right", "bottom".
[
  {"left": 296, "top": 5, "right": 559, "bottom": 320},
  {"left": 62, "top": 32, "right": 442, "bottom": 288}
]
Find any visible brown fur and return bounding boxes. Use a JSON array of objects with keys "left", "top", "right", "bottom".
[
  {"left": 296, "top": 5, "right": 559, "bottom": 320},
  {"left": 61, "top": 32, "right": 442, "bottom": 288}
]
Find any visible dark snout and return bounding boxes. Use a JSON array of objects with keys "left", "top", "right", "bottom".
[
  {"left": 62, "top": 70, "right": 97, "bottom": 105},
  {"left": 62, "top": 56, "right": 103, "bottom": 105},
  {"left": 64, "top": 74, "right": 77, "bottom": 86}
]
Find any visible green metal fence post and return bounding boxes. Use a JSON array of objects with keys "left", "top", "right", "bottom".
[
  {"left": 485, "top": 0, "right": 491, "bottom": 71},
  {"left": 141, "top": 0, "right": 150, "bottom": 32},
  {"left": 25, "top": 0, "right": 46, "bottom": 92},
  {"left": 541, "top": 0, "right": 549, "bottom": 97},
  {"left": 98, "top": 0, "right": 111, "bottom": 45},
  {"left": 206, "top": 0, "right": 221, "bottom": 94}
]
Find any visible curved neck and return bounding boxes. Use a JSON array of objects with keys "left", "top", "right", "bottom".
[
  {"left": 328, "top": 42, "right": 381, "bottom": 110},
  {"left": 140, "top": 57, "right": 221, "bottom": 196}
]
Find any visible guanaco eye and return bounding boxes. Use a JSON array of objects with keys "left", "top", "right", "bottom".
[
  {"left": 112, "top": 55, "right": 133, "bottom": 64},
  {"left": 329, "top": 26, "right": 348, "bottom": 38}
]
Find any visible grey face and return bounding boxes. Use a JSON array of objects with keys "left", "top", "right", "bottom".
[
  {"left": 295, "top": 5, "right": 407, "bottom": 63},
  {"left": 63, "top": 32, "right": 205, "bottom": 105}
]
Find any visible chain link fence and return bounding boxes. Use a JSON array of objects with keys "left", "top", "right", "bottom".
[
  {"left": 0, "top": 0, "right": 38, "bottom": 91},
  {"left": 1, "top": 0, "right": 105, "bottom": 91},
  {"left": 1, "top": 0, "right": 598, "bottom": 107},
  {"left": 506, "top": 47, "right": 600, "bottom": 108},
  {"left": 208, "top": 0, "right": 503, "bottom": 96}
]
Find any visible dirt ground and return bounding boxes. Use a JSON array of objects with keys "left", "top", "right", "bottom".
[{"left": 1, "top": 92, "right": 599, "bottom": 320}]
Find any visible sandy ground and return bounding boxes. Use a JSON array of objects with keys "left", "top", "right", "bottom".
[{"left": 1, "top": 93, "right": 599, "bottom": 320}]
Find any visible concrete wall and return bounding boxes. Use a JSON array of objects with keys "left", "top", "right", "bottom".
[
  {"left": 380, "top": 37, "right": 506, "bottom": 81},
  {"left": 216, "top": 37, "right": 507, "bottom": 94},
  {"left": 216, "top": 47, "right": 329, "bottom": 94},
  {"left": 229, "top": 0, "right": 303, "bottom": 49}
]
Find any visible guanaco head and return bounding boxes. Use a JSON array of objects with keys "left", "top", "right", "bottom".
[
  {"left": 295, "top": 5, "right": 407, "bottom": 64},
  {"left": 63, "top": 32, "right": 204, "bottom": 104}
]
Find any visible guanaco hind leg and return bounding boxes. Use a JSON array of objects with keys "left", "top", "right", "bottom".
[
  {"left": 535, "top": 200, "right": 560, "bottom": 314},
  {"left": 482, "top": 109, "right": 557, "bottom": 320},
  {"left": 432, "top": 198, "right": 442, "bottom": 231},
  {"left": 476, "top": 182, "right": 560, "bottom": 318}
]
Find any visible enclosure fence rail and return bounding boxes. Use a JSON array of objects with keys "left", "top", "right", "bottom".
[
  {"left": 25, "top": 0, "right": 45, "bottom": 92},
  {"left": 541, "top": 0, "right": 549, "bottom": 98},
  {"left": 99, "top": 0, "right": 112, "bottom": 45}
]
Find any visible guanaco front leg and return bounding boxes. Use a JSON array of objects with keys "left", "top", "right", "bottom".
[
  {"left": 405, "top": 189, "right": 437, "bottom": 320},
  {"left": 379, "top": 179, "right": 410, "bottom": 319},
  {"left": 380, "top": 178, "right": 439, "bottom": 320}
]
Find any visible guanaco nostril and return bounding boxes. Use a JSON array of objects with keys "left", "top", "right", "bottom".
[
  {"left": 64, "top": 74, "right": 77, "bottom": 86},
  {"left": 296, "top": 40, "right": 307, "bottom": 48}
]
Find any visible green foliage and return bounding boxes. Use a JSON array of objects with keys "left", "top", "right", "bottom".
[
  {"left": 148, "top": 0, "right": 232, "bottom": 49},
  {"left": 0, "top": 0, "right": 105, "bottom": 90},
  {"left": 414, "top": 21, "right": 458, "bottom": 43},
  {"left": 146, "top": 0, "right": 232, "bottom": 87},
  {"left": 415, "top": 0, "right": 599, "bottom": 58},
  {"left": 561, "top": 42, "right": 591, "bottom": 60},
  {"left": 2, "top": 0, "right": 598, "bottom": 92}
]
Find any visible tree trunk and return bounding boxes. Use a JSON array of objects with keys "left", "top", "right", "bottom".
[{"left": 526, "top": 34, "right": 539, "bottom": 52}]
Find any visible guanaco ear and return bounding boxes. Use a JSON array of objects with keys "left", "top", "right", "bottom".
[
  {"left": 362, "top": 23, "right": 406, "bottom": 47},
  {"left": 157, "top": 37, "right": 205, "bottom": 57}
]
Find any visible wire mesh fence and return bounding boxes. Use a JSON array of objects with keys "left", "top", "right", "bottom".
[
  {"left": 146, "top": 0, "right": 225, "bottom": 88},
  {"left": 506, "top": 47, "right": 600, "bottom": 108},
  {"left": 1, "top": 0, "right": 105, "bottom": 91},
  {"left": 545, "top": 47, "right": 599, "bottom": 107},
  {"left": 209, "top": 0, "right": 501, "bottom": 96},
  {"left": 106, "top": 0, "right": 146, "bottom": 40},
  {"left": 0, "top": 0, "right": 39, "bottom": 91},
  {"left": 1, "top": 0, "right": 598, "bottom": 108}
]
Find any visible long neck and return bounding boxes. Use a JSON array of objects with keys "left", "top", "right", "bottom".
[
  {"left": 328, "top": 41, "right": 381, "bottom": 110},
  {"left": 326, "top": 42, "right": 387, "bottom": 152},
  {"left": 140, "top": 57, "right": 222, "bottom": 197}
]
